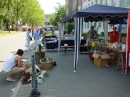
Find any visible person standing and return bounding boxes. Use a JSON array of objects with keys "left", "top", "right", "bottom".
[
  {"left": 110, "top": 26, "right": 119, "bottom": 43},
  {"left": 31, "top": 28, "right": 34, "bottom": 37},
  {"left": 26, "top": 28, "right": 32, "bottom": 51},
  {"left": 71, "top": 28, "right": 75, "bottom": 38},
  {"left": 86, "top": 26, "right": 98, "bottom": 45},
  {"left": 33, "top": 28, "right": 41, "bottom": 49},
  {"left": 2, "top": 49, "right": 26, "bottom": 81}
]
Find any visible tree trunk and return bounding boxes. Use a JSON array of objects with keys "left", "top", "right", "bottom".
[{"left": 16, "top": 1, "right": 18, "bottom": 32}]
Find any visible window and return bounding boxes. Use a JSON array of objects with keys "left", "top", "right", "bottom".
[
  {"left": 100, "top": 0, "right": 103, "bottom": 4},
  {"left": 92, "top": 2, "right": 94, "bottom": 5},
  {"left": 106, "top": 0, "right": 110, "bottom": 6},
  {"left": 120, "top": 0, "right": 125, "bottom": 7},
  {"left": 109, "top": 24, "right": 114, "bottom": 29},
  {"left": 120, "top": 0, "right": 130, "bottom": 7},
  {"left": 112, "top": 0, "right": 116, "bottom": 6},
  {"left": 98, "top": 21, "right": 102, "bottom": 28},
  {"left": 88, "top": 4, "right": 90, "bottom": 7},
  {"left": 95, "top": 0, "right": 97, "bottom": 4},
  {"left": 90, "top": 22, "right": 92, "bottom": 26},
  {"left": 87, "top": 22, "right": 89, "bottom": 29},
  {"left": 126, "top": 0, "right": 130, "bottom": 7},
  {"left": 94, "top": 22, "right": 97, "bottom": 27},
  {"left": 85, "top": 22, "right": 87, "bottom": 28}
]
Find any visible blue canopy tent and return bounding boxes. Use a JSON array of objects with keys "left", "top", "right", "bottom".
[
  {"left": 60, "top": 14, "right": 74, "bottom": 23},
  {"left": 71, "top": 4, "right": 130, "bottom": 72},
  {"left": 59, "top": 4, "right": 130, "bottom": 72},
  {"left": 108, "top": 18, "right": 127, "bottom": 24}
]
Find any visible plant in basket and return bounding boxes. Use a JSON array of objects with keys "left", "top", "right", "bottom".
[{"left": 40, "top": 57, "right": 54, "bottom": 70}]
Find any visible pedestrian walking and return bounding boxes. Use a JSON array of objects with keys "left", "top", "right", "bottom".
[
  {"left": 33, "top": 28, "right": 41, "bottom": 49},
  {"left": 25, "top": 28, "right": 32, "bottom": 51}
]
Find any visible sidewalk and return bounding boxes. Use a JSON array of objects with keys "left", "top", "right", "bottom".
[{"left": 13, "top": 50, "right": 130, "bottom": 97}]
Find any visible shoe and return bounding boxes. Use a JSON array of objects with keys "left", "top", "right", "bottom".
[
  {"left": 22, "top": 80, "right": 31, "bottom": 84},
  {"left": 6, "top": 78, "right": 16, "bottom": 82}
]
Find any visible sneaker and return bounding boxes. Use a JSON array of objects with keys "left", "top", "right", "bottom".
[{"left": 6, "top": 78, "right": 17, "bottom": 82}]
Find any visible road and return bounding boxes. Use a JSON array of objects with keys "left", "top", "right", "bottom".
[{"left": 0, "top": 32, "right": 33, "bottom": 97}]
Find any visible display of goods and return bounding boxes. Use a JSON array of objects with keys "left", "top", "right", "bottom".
[{"left": 40, "top": 57, "right": 53, "bottom": 70}]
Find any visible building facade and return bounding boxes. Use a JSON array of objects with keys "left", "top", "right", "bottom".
[
  {"left": 76, "top": 0, "right": 130, "bottom": 33},
  {"left": 66, "top": 0, "right": 87, "bottom": 16}
]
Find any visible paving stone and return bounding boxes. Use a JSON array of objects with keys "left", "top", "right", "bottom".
[{"left": 14, "top": 50, "right": 130, "bottom": 97}]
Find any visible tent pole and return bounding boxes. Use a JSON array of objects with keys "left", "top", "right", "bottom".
[
  {"left": 58, "top": 23, "right": 61, "bottom": 55},
  {"left": 73, "top": 18, "right": 77, "bottom": 72},
  {"left": 104, "top": 19, "right": 109, "bottom": 43},
  {"left": 73, "top": 18, "right": 80, "bottom": 72}
]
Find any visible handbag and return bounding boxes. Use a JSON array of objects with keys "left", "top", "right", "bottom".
[{"left": 30, "top": 37, "right": 32, "bottom": 41}]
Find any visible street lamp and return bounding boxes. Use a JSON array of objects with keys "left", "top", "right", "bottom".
[
  {"left": 56, "top": 2, "right": 60, "bottom": 21},
  {"left": 57, "top": 3, "right": 61, "bottom": 55}
]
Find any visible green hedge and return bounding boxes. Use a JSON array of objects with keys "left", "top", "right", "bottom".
[{"left": 82, "top": 33, "right": 87, "bottom": 39}]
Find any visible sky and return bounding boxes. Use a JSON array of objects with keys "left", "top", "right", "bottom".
[{"left": 37, "top": 0, "right": 65, "bottom": 14}]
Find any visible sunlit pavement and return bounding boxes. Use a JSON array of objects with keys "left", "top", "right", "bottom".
[{"left": 0, "top": 32, "right": 33, "bottom": 97}]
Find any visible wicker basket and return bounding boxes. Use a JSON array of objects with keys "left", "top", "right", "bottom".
[{"left": 40, "top": 60, "right": 53, "bottom": 70}]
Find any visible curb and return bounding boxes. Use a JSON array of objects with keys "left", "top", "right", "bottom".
[{"left": 11, "top": 81, "right": 22, "bottom": 97}]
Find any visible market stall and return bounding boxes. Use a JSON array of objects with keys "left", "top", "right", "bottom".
[{"left": 69, "top": 4, "right": 130, "bottom": 72}]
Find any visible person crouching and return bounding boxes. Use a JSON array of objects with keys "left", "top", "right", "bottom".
[{"left": 2, "top": 49, "right": 26, "bottom": 82}]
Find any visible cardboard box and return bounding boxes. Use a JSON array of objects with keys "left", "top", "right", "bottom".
[{"left": 92, "top": 53, "right": 110, "bottom": 67}]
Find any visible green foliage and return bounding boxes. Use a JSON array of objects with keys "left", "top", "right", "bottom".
[
  {"left": 50, "top": 4, "right": 66, "bottom": 27},
  {"left": 0, "top": 19, "right": 3, "bottom": 28},
  {"left": 82, "top": 33, "right": 87, "bottom": 39},
  {"left": 45, "top": 32, "right": 53, "bottom": 36},
  {"left": 65, "top": 22, "right": 74, "bottom": 34},
  {"left": 0, "top": 0, "right": 44, "bottom": 30}
]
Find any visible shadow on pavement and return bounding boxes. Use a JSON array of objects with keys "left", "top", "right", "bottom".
[
  {"left": 0, "top": 41, "right": 35, "bottom": 97},
  {"left": 0, "top": 71, "right": 22, "bottom": 97},
  {"left": 0, "top": 61, "right": 5, "bottom": 62}
]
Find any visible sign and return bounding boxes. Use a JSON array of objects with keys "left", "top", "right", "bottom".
[
  {"left": 45, "top": 14, "right": 50, "bottom": 22},
  {"left": 126, "top": 10, "right": 130, "bottom": 72}
]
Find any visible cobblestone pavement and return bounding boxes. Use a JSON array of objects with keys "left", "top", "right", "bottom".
[{"left": 15, "top": 49, "right": 130, "bottom": 97}]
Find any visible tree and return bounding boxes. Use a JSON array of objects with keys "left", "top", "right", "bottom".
[
  {"left": 50, "top": 4, "right": 66, "bottom": 27},
  {"left": 0, "top": 0, "right": 44, "bottom": 32}
]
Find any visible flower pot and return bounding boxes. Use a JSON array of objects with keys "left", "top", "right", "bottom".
[{"left": 89, "top": 52, "right": 94, "bottom": 61}]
